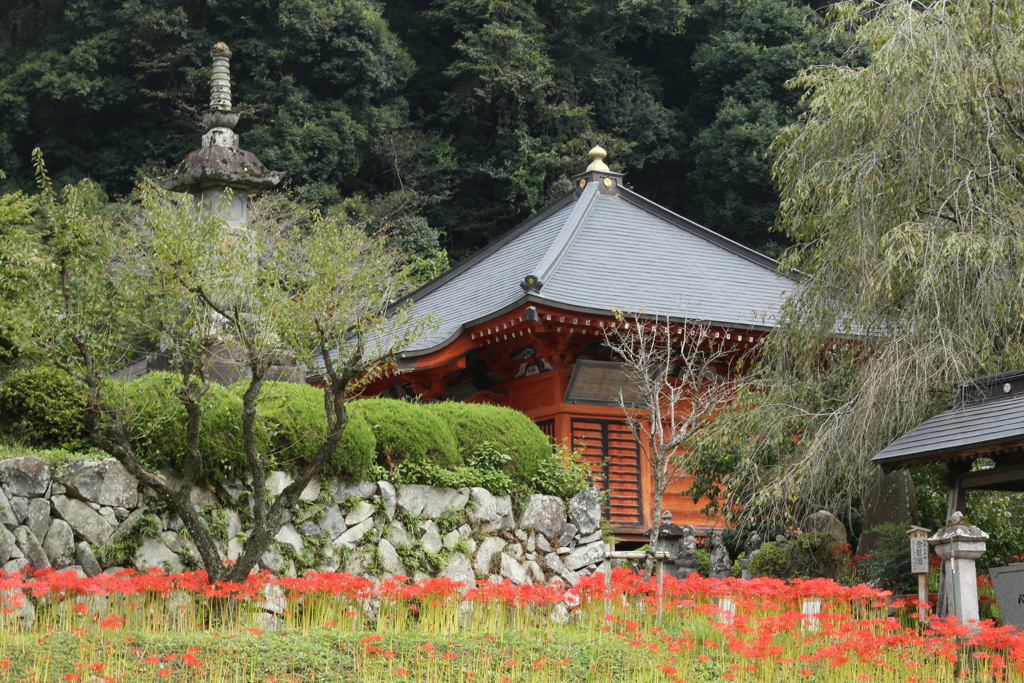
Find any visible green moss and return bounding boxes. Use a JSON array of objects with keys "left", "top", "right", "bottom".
[
  {"left": 0, "top": 444, "right": 105, "bottom": 466},
  {"left": 349, "top": 398, "right": 460, "bottom": 470}
]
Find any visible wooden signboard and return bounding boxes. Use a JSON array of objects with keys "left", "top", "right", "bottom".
[{"left": 908, "top": 526, "right": 930, "bottom": 574}]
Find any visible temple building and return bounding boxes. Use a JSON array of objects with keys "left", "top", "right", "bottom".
[
  {"left": 360, "top": 148, "right": 795, "bottom": 540},
  {"left": 874, "top": 369, "right": 1024, "bottom": 519}
]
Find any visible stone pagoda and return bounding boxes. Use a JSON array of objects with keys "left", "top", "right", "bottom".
[
  {"left": 158, "top": 42, "right": 283, "bottom": 229},
  {"left": 116, "top": 44, "right": 296, "bottom": 384}
]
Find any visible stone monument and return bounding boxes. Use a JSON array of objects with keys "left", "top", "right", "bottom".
[
  {"left": 158, "top": 43, "right": 284, "bottom": 230},
  {"left": 676, "top": 525, "right": 698, "bottom": 577},
  {"left": 151, "top": 43, "right": 296, "bottom": 385},
  {"left": 645, "top": 511, "right": 688, "bottom": 578}
]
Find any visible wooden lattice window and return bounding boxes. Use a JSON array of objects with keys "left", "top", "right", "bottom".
[
  {"left": 535, "top": 418, "right": 556, "bottom": 443},
  {"left": 570, "top": 417, "right": 643, "bottom": 526}
]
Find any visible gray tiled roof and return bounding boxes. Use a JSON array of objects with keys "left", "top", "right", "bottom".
[
  {"left": 397, "top": 181, "right": 795, "bottom": 355},
  {"left": 873, "top": 374, "right": 1024, "bottom": 469}
]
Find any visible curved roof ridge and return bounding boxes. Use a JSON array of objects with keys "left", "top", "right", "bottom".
[{"left": 388, "top": 191, "right": 578, "bottom": 313}]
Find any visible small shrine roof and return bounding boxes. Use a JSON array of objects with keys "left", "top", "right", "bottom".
[
  {"left": 873, "top": 369, "right": 1024, "bottom": 471},
  {"left": 395, "top": 176, "right": 794, "bottom": 356}
]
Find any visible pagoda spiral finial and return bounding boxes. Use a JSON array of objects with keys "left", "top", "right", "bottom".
[
  {"left": 159, "top": 43, "right": 284, "bottom": 196},
  {"left": 210, "top": 43, "right": 233, "bottom": 111},
  {"left": 203, "top": 42, "right": 239, "bottom": 131}
]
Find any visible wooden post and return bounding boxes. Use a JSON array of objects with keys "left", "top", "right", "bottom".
[
  {"left": 918, "top": 573, "right": 929, "bottom": 624},
  {"left": 946, "top": 478, "right": 967, "bottom": 520},
  {"left": 908, "top": 526, "right": 931, "bottom": 626}
]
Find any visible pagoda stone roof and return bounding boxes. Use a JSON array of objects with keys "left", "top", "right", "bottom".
[
  {"left": 394, "top": 176, "right": 795, "bottom": 356},
  {"left": 157, "top": 43, "right": 283, "bottom": 196},
  {"left": 157, "top": 146, "right": 284, "bottom": 194}
]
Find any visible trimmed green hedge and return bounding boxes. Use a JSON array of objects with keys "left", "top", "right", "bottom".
[
  {"left": 107, "top": 372, "right": 257, "bottom": 481},
  {"left": 110, "top": 376, "right": 378, "bottom": 482},
  {"left": 0, "top": 366, "right": 88, "bottom": 449},
  {"left": 423, "top": 402, "right": 555, "bottom": 492},
  {"left": 240, "top": 381, "right": 376, "bottom": 481},
  {"left": 348, "top": 398, "right": 461, "bottom": 470},
  {"left": 0, "top": 365, "right": 580, "bottom": 497}
]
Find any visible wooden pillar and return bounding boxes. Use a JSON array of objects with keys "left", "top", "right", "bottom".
[
  {"left": 655, "top": 553, "right": 664, "bottom": 620},
  {"left": 602, "top": 542, "right": 612, "bottom": 616},
  {"left": 942, "top": 461, "right": 971, "bottom": 520},
  {"left": 946, "top": 478, "right": 967, "bottom": 520}
]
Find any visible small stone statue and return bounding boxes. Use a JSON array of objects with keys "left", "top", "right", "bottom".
[
  {"left": 675, "top": 524, "right": 698, "bottom": 577},
  {"left": 744, "top": 532, "right": 762, "bottom": 556},
  {"left": 710, "top": 534, "right": 732, "bottom": 579},
  {"left": 740, "top": 532, "right": 762, "bottom": 579}
]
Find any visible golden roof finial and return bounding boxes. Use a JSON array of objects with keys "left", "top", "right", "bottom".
[{"left": 586, "top": 145, "right": 610, "bottom": 172}]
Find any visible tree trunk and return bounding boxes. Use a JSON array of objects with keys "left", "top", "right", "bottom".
[{"left": 644, "top": 471, "right": 668, "bottom": 579}]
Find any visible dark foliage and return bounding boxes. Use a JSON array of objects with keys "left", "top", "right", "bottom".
[{"left": 0, "top": 0, "right": 840, "bottom": 259}]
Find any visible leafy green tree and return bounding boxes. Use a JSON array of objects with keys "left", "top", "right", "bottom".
[
  {"left": 0, "top": 155, "right": 433, "bottom": 582},
  {"left": 2, "top": 0, "right": 835, "bottom": 260},
  {"left": 694, "top": 0, "right": 1024, "bottom": 528},
  {"left": 386, "top": 0, "right": 686, "bottom": 255},
  {"left": 629, "top": 0, "right": 838, "bottom": 252}
]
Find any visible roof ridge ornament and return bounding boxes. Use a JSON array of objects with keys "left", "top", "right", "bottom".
[
  {"left": 572, "top": 146, "right": 624, "bottom": 197},
  {"left": 586, "top": 145, "right": 610, "bottom": 172}
]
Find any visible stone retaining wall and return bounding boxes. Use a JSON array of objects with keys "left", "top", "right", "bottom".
[{"left": 0, "top": 456, "right": 606, "bottom": 587}]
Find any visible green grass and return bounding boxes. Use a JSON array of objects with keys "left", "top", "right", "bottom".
[{"left": 0, "top": 628, "right": 726, "bottom": 682}]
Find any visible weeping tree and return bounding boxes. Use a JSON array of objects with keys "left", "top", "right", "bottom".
[
  {"left": 0, "top": 154, "right": 433, "bottom": 582},
  {"left": 692, "top": 0, "right": 1024, "bottom": 529}
]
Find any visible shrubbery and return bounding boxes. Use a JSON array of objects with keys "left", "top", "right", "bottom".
[
  {"left": 350, "top": 398, "right": 461, "bottom": 470},
  {"left": 856, "top": 522, "right": 916, "bottom": 593},
  {"left": 747, "top": 541, "right": 787, "bottom": 579},
  {"left": 0, "top": 366, "right": 581, "bottom": 497},
  {"left": 232, "top": 381, "right": 377, "bottom": 481},
  {"left": 425, "top": 402, "right": 547, "bottom": 482},
  {"left": 748, "top": 532, "right": 852, "bottom": 582},
  {"left": 0, "top": 366, "right": 88, "bottom": 449},
  {"left": 106, "top": 372, "right": 257, "bottom": 481}
]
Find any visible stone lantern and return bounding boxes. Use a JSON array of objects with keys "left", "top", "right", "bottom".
[
  {"left": 644, "top": 511, "right": 688, "bottom": 578},
  {"left": 928, "top": 511, "right": 988, "bottom": 624}
]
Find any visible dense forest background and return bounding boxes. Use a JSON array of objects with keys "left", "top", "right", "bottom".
[{"left": 0, "top": 0, "right": 840, "bottom": 263}]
